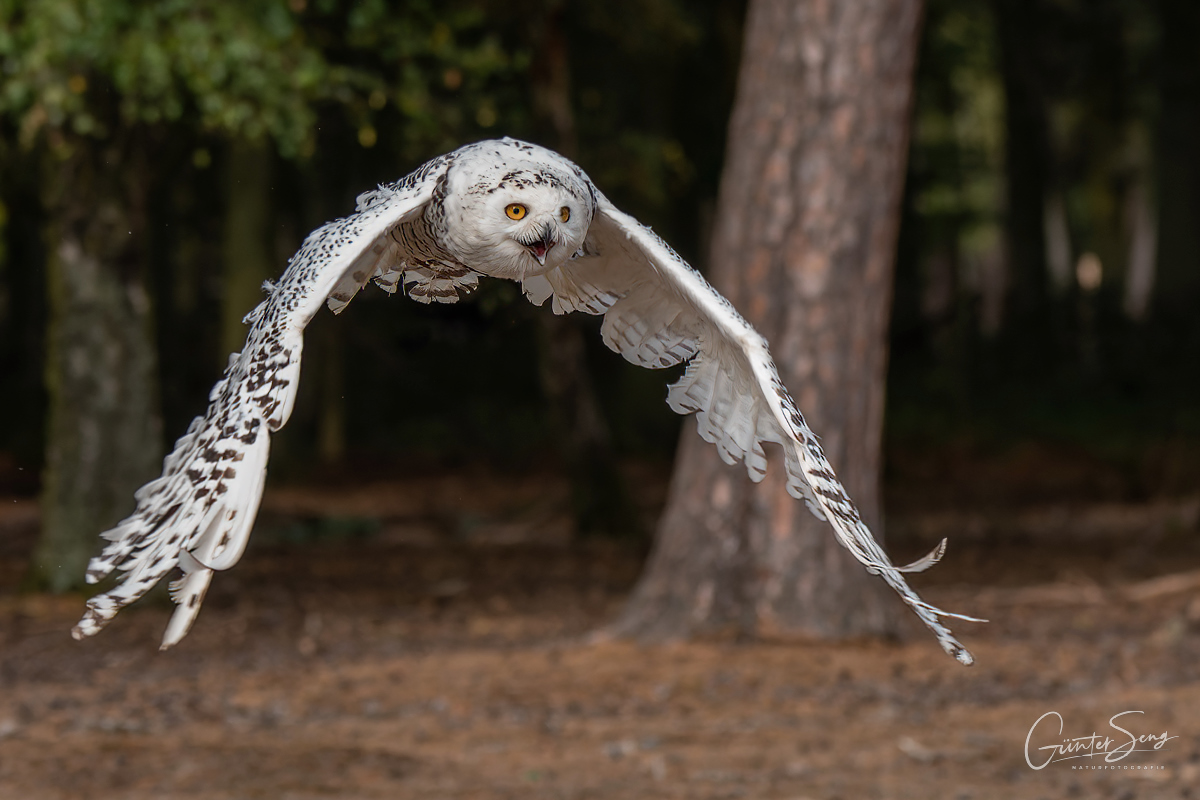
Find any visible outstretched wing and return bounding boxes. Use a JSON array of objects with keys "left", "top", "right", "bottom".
[
  {"left": 72, "top": 154, "right": 453, "bottom": 649},
  {"left": 521, "top": 193, "right": 982, "bottom": 665}
]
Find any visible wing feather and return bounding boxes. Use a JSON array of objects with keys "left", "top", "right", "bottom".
[
  {"left": 72, "top": 139, "right": 978, "bottom": 663},
  {"left": 327, "top": 236, "right": 404, "bottom": 313},
  {"left": 607, "top": 301, "right": 698, "bottom": 368},
  {"left": 523, "top": 194, "right": 981, "bottom": 665},
  {"left": 71, "top": 156, "right": 450, "bottom": 647},
  {"left": 401, "top": 264, "right": 480, "bottom": 304}
]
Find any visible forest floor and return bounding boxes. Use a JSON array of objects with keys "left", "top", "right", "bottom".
[{"left": 2, "top": 456, "right": 1200, "bottom": 800}]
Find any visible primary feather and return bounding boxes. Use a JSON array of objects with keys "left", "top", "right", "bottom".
[{"left": 73, "top": 139, "right": 981, "bottom": 663}]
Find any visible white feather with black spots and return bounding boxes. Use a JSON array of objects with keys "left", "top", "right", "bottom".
[
  {"left": 73, "top": 138, "right": 980, "bottom": 664},
  {"left": 73, "top": 159, "right": 450, "bottom": 646}
]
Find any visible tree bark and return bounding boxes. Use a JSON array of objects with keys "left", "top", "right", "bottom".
[
  {"left": 33, "top": 142, "right": 162, "bottom": 592},
  {"left": 614, "top": 0, "right": 922, "bottom": 641}
]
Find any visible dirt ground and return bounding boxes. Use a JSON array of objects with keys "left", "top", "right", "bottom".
[{"left": 2, "top": 465, "right": 1200, "bottom": 800}]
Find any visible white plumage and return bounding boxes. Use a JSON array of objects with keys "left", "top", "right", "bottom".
[{"left": 72, "top": 138, "right": 981, "bottom": 663}]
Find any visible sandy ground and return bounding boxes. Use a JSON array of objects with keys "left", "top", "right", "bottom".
[{"left": 2, "top": 470, "right": 1199, "bottom": 800}]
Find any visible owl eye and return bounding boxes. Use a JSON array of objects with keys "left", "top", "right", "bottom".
[
  {"left": 560, "top": 206, "right": 571, "bottom": 222},
  {"left": 505, "top": 203, "right": 527, "bottom": 220}
]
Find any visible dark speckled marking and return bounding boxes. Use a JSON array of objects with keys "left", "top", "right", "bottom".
[{"left": 76, "top": 137, "right": 975, "bottom": 667}]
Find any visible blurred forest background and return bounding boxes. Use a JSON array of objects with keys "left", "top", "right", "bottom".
[
  {"left": 1, "top": 0, "right": 1198, "bottom": 583},
  {"left": 3, "top": 2, "right": 1200, "bottom": 797}
]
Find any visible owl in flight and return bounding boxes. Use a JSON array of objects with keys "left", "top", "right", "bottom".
[{"left": 72, "top": 139, "right": 980, "bottom": 664}]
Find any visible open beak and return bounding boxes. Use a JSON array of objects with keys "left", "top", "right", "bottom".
[{"left": 527, "top": 228, "right": 556, "bottom": 266}]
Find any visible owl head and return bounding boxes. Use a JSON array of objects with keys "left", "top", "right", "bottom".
[{"left": 440, "top": 141, "right": 593, "bottom": 280}]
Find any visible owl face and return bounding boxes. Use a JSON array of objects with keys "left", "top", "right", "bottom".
[
  {"left": 494, "top": 185, "right": 588, "bottom": 269},
  {"left": 441, "top": 147, "right": 593, "bottom": 280}
]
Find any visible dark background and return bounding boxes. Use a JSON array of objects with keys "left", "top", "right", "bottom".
[{"left": 2, "top": 0, "right": 1196, "bottom": 513}]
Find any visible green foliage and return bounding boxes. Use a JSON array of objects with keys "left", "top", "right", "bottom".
[
  {"left": 302, "top": 0, "right": 532, "bottom": 158},
  {"left": 908, "top": 0, "right": 1004, "bottom": 272},
  {"left": 0, "top": 0, "right": 330, "bottom": 154},
  {"left": 0, "top": 0, "right": 739, "bottom": 479},
  {"left": 0, "top": 0, "right": 531, "bottom": 158}
]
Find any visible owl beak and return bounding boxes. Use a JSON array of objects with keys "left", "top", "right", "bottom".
[{"left": 527, "top": 227, "right": 556, "bottom": 266}]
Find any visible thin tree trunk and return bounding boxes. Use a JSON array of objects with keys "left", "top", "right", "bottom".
[
  {"left": 1153, "top": 0, "right": 1200, "bottom": 320},
  {"left": 316, "top": 321, "right": 346, "bottom": 463},
  {"left": 298, "top": 139, "right": 348, "bottom": 467},
  {"left": 1043, "top": 188, "right": 1072, "bottom": 291},
  {"left": 614, "top": 0, "right": 922, "bottom": 641},
  {"left": 532, "top": 3, "right": 640, "bottom": 537},
  {"left": 1123, "top": 178, "right": 1157, "bottom": 321},
  {"left": 221, "top": 141, "right": 274, "bottom": 358},
  {"left": 993, "top": 0, "right": 1050, "bottom": 329},
  {"left": 34, "top": 143, "right": 162, "bottom": 592},
  {"left": 0, "top": 157, "right": 48, "bottom": 466}
]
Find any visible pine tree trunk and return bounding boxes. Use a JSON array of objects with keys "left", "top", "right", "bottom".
[
  {"left": 613, "top": 0, "right": 922, "bottom": 641},
  {"left": 34, "top": 144, "right": 162, "bottom": 592}
]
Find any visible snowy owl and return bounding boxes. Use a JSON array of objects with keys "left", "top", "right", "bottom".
[{"left": 72, "top": 138, "right": 981, "bottom": 664}]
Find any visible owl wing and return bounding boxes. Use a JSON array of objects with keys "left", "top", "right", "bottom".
[
  {"left": 72, "top": 154, "right": 453, "bottom": 649},
  {"left": 520, "top": 193, "right": 981, "bottom": 665}
]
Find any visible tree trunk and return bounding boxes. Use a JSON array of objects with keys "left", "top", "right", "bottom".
[
  {"left": 33, "top": 143, "right": 162, "bottom": 592},
  {"left": 993, "top": 0, "right": 1050, "bottom": 329},
  {"left": 316, "top": 321, "right": 347, "bottom": 463},
  {"left": 0, "top": 157, "right": 48, "bottom": 467},
  {"left": 531, "top": 3, "right": 641, "bottom": 537},
  {"left": 614, "top": 0, "right": 922, "bottom": 641},
  {"left": 221, "top": 140, "right": 274, "bottom": 358},
  {"left": 1153, "top": 0, "right": 1200, "bottom": 321},
  {"left": 1123, "top": 178, "right": 1157, "bottom": 321},
  {"left": 1043, "top": 188, "right": 1072, "bottom": 291}
]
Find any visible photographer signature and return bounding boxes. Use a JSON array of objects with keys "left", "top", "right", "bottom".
[{"left": 1025, "top": 710, "right": 1177, "bottom": 769}]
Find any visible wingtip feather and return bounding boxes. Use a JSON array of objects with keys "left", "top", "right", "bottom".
[{"left": 894, "top": 538, "right": 948, "bottom": 573}]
